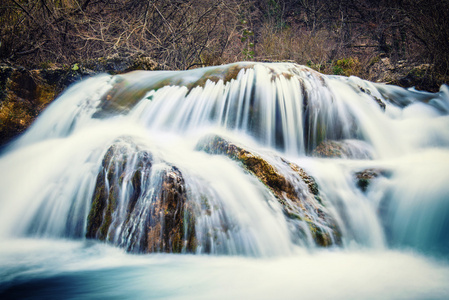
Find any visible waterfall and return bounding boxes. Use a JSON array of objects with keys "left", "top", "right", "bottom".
[{"left": 0, "top": 62, "right": 448, "bottom": 257}]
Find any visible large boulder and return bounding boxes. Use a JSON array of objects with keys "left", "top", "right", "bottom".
[
  {"left": 86, "top": 138, "right": 196, "bottom": 253},
  {"left": 196, "top": 134, "right": 341, "bottom": 247}
]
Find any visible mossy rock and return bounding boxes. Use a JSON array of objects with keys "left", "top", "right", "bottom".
[
  {"left": 0, "top": 65, "right": 89, "bottom": 145},
  {"left": 312, "top": 140, "right": 373, "bottom": 159},
  {"left": 354, "top": 168, "right": 389, "bottom": 192},
  {"left": 87, "top": 138, "right": 196, "bottom": 253},
  {"left": 196, "top": 134, "right": 341, "bottom": 247},
  {"left": 94, "top": 63, "right": 253, "bottom": 117},
  {"left": 147, "top": 166, "right": 196, "bottom": 253},
  {"left": 393, "top": 65, "right": 443, "bottom": 92},
  {"left": 312, "top": 140, "right": 346, "bottom": 158},
  {"left": 187, "top": 63, "right": 253, "bottom": 91}
]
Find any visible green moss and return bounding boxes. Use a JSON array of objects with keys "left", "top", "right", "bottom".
[
  {"left": 86, "top": 184, "right": 105, "bottom": 236},
  {"left": 368, "top": 55, "right": 380, "bottom": 66},
  {"left": 286, "top": 211, "right": 303, "bottom": 221},
  {"left": 86, "top": 171, "right": 107, "bottom": 239},
  {"left": 333, "top": 57, "right": 361, "bottom": 76},
  {"left": 35, "top": 83, "right": 57, "bottom": 107},
  {"left": 98, "top": 185, "right": 119, "bottom": 241},
  {"left": 171, "top": 231, "right": 183, "bottom": 253}
]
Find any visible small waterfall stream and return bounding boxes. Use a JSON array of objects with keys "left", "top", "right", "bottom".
[{"left": 1, "top": 62, "right": 449, "bottom": 298}]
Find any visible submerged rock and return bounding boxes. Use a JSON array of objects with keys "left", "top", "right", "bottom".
[
  {"left": 312, "top": 140, "right": 373, "bottom": 159},
  {"left": 358, "top": 86, "right": 386, "bottom": 110},
  {"left": 196, "top": 134, "right": 341, "bottom": 247},
  {"left": 86, "top": 138, "right": 196, "bottom": 253},
  {"left": 354, "top": 168, "right": 389, "bottom": 192},
  {"left": 94, "top": 63, "right": 253, "bottom": 117}
]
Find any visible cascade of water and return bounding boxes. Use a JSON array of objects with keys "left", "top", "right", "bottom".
[
  {"left": 368, "top": 150, "right": 449, "bottom": 254},
  {"left": 130, "top": 63, "right": 366, "bottom": 155},
  {"left": 0, "top": 62, "right": 448, "bottom": 256},
  {"left": 4, "top": 75, "right": 115, "bottom": 151}
]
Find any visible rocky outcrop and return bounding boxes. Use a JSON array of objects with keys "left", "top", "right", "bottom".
[
  {"left": 87, "top": 138, "right": 196, "bottom": 253},
  {"left": 82, "top": 56, "right": 160, "bottom": 74},
  {"left": 0, "top": 66, "right": 58, "bottom": 145},
  {"left": 86, "top": 134, "right": 343, "bottom": 253},
  {"left": 367, "top": 56, "right": 441, "bottom": 92},
  {"left": 196, "top": 134, "right": 341, "bottom": 247}
]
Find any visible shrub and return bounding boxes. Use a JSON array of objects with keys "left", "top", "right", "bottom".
[{"left": 333, "top": 57, "right": 361, "bottom": 76}]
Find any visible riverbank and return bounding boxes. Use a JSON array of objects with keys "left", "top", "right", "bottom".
[{"left": 0, "top": 56, "right": 160, "bottom": 146}]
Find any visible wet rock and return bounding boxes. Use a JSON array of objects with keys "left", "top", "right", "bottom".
[
  {"left": 93, "top": 75, "right": 154, "bottom": 117},
  {"left": 354, "top": 168, "right": 388, "bottom": 192},
  {"left": 196, "top": 134, "right": 341, "bottom": 247},
  {"left": 312, "top": 140, "right": 373, "bottom": 159},
  {"left": 86, "top": 141, "right": 150, "bottom": 241},
  {"left": 196, "top": 135, "right": 293, "bottom": 197},
  {"left": 312, "top": 140, "right": 346, "bottom": 158},
  {"left": 186, "top": 63, "right": 253, "bottom": 91},
  {"left": 87, "top": 138, "right": 195, "bottom": 253},
  {"left": 147, "top": 166, "right": 196, "bottom": 253},
  {"left": 94, "top": 62, "right": 251, "bottom": 117},
  {"left": 358, "top": 86, "right": 386, "bottom": 110}
]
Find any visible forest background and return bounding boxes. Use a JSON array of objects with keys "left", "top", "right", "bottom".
[{"left": 2, "top": 0, "right": 449, "bottom": 86}]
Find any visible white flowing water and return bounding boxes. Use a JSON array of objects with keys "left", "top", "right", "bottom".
[{"left": 1, "top": 62, "right": 449, "bottom": 298}]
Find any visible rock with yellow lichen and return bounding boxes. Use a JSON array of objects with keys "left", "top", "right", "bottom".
[
  {"left": 196, "top": 134, "right": 341, "bottom": 247},
  {"left": 312, "top": 140, "right": 374, "bottom": 159}
]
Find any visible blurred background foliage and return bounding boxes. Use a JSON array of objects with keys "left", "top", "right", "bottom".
[{"left": 0, "top": 0, "right": 448, "bottom": 81}]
